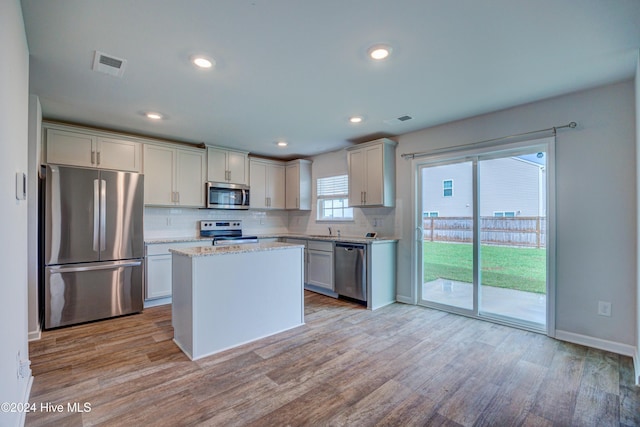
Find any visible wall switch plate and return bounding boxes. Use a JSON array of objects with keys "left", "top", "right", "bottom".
[{"left": 597, "top": 301, "right": 611, "bottom": 317}]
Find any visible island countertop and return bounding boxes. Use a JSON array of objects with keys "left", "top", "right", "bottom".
[{"left": 169, "top": 241, "right": 304, "bottom": 257}]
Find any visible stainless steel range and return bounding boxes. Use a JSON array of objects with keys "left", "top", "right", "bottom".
[{"left": 199, "top": 220, "right": 258, "bottom": 245}]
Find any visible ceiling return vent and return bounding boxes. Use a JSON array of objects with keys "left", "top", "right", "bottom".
[
  {"left": 383, "top": 115, "right": 413, "bottom": 125},
  {"left": 92, "top": 50, "right": 127, "bottom": 77}
]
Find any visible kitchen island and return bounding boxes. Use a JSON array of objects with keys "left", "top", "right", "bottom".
[{"left": 170, "top": 242, "right": 305, "bottom": 360}]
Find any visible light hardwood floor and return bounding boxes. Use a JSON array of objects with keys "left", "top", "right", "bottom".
[{"left": 27, "top": 291, "right": 639, "bottom": 426}]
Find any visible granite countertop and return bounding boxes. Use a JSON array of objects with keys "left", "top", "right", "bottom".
[
  {"left": 272, "top": 234, "right": 398, "bottom": 244},
  {"left": 145, "top": 236, "right": 213, "bottom": 244},
  {"left": 146, "top": 234, "right": 398, "bottom": 245},
  {"left": 170, "top": 242, "right": 305, "bottom": 257}
]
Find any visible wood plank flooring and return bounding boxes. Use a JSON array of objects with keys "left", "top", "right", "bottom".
[{"left": 27, "top": 292, "right": 639, "bottom": 426}]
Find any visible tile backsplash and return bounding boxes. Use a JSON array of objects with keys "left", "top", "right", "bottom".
[
  {"left": 144, "top": 207, "right": 289, "bottom": 238},
  {"left": 145, "top": 206, "right": 397, "bottom": 240}
]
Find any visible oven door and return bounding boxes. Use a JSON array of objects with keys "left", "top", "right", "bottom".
[{"left": 206, "top": 182, "right": 249, "bottom": 209}]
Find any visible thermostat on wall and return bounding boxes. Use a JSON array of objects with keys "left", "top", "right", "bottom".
[{"left": 365, "top": 232, "right": 377, "bottom": 238}]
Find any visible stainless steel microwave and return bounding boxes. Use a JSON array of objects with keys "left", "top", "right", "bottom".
[{"left": 206, "top": 182, "right": 250, "bottom": 209}]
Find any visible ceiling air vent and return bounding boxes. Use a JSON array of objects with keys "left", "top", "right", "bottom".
[
  {"left": 92, "top": 51, "right": 127, "bottom": 77},
  {"left": 383, "top": 115, "right": 413, "bottom": 125}
]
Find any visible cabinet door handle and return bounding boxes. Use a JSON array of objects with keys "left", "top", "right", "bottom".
[
  {"left": 91, "top": 150, "right": 96, "bottom": 165},
  {"left": 97, "top": 151, "right": 101, "bottom": 165},
  {"left": 363, "top": 191, "right": 366, "bottom": 204}
]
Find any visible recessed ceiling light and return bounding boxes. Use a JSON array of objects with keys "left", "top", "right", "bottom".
[
  {"left": 349, "top": 116, "right": 363, "bottom": 124},
  {"left": 191, "top": 55, "right": 215, "bottom": 69},
  {"left": 276, "top": 141, "right": 288, "bottom": 147},
  {"left": 368, "top": 45, "right": 392, "bottom": 60},
  {"left": 145, "top": 112, "right": 163, "bottom": 120}
]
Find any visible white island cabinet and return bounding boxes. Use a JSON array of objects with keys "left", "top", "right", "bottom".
[{"left": 170, "top": 242, "right": 304, "bottom": 360}]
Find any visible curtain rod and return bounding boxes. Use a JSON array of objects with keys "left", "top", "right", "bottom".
[{"left": 400, "top": 121, "right": 577, "bottom": 160}]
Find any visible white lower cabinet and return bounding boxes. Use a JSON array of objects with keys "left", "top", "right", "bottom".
[
  {"left": 306, "top": 240, "right": 334, "bottom": 290},
  {"left": 145, "top": 254, "right": 172, "bottom": 299},
  {"left": 145, "top": 240, "right": 211, "bottom": 303}
]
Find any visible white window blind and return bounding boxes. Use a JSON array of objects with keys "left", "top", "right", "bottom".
[
  {"left": 316, "top": 175, "right": 353, "bottom": 221},
  {"left": 317, "top": 175, "right": 349, "bottom": 198}
]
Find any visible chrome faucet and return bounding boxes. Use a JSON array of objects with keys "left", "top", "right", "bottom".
[{"left": 328, "top": 226, "right": 333, "bottom": 236}]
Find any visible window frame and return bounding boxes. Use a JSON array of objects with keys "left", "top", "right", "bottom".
[{"left": 443, "top": 179, "right": 453, "bottom": 197}]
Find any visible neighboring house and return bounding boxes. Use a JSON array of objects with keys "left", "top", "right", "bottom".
[{"left": 422, "top": 156, "right": 546, "bottom": 218}]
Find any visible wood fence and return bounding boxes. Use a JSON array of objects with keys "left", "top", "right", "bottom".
[{"left": 422, "top": 216, "right": 546, "bottom": 248}]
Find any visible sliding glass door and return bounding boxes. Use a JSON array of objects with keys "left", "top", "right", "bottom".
[
  {"left": 416, "top": 139, "right": 553, "bottom": 333},
  {"left": 420, "top": 159, "right": 475, "bottom": 313}
]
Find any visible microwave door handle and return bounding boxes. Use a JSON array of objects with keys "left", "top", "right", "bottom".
[{"left": 242, "top": 189, "right": 248, "bottom": 206}]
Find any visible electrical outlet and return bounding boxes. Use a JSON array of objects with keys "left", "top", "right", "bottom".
[{"left": 597, "top": 301, "right": 611, "bottom": 317}]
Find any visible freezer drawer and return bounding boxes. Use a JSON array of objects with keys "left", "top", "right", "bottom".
[{"left": 44, "top": 260, "right": 143, "bottom": 329}]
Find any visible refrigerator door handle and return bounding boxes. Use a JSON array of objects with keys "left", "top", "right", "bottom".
[
  {"left": 47, "top": 260, "right": 143, "bottom": 273},
  {"left": 93, "top": 179, "right": 100, "bottom": 251},
  {"left": 100, "top": 179, "right": 106, "bottom": 251}
]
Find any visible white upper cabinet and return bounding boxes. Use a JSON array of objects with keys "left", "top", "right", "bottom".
[
  {"left": 143, "top": 144, "right": 205, "bottom": 207},
  {"left": 249, "top": 158, "right": 285, "bottom": 209},
  {"left": 347, "top": 138, "right": 397, "bottom": 207},
  {"left": 285, "top": 159, "right": 312, "bottom": 210},
  {"left": 45, "top": 128, "right": 141, "bottom": 172},
  {"left": 207, "top": 147, "right": 249, "bottom": 185},
  {"left": 143, "top": 144, "right": 175, "bottom": 205},
  {"left": 176, "top": 149, "right": 207, "bottom": 206}
]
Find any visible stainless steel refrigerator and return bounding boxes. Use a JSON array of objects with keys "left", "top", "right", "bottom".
[{"left": 42, "top": 164, "right": 144, "bottom": 329}]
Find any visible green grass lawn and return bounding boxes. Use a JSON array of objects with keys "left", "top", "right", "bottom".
[{"left": 423, "top": 241, "right": 546, "bottom": 294}]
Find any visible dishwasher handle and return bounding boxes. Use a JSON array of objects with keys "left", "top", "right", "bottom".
[{"left": 335, "top": 243, "right": 366, "bottom": 251}]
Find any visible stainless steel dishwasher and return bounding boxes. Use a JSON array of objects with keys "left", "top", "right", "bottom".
[{"left": 334, "top": 243, "right": 367, "bottom": 302}]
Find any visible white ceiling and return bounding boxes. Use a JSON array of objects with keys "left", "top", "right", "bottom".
[{"left": 21, "top": 0, "right": 640, "bottom": 159}]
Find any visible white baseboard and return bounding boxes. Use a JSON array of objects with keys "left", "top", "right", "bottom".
[
  {"left": 634, "top": 348, "right": 640, "bottom": 386},
  {"left": 144, "top": 297, "right": 171, "bottom": 308},
  {"left": 395, "top": 295, "right": 414, "bottom": 305},
  {"left": 28, "top": 327, "right": 41, "bottom": 341},
  {"left": 555, "top": 330, "right": 636, "bottom": 357},
  {"left": 19, "top": 375, "right": 34, "bottom": 426}
]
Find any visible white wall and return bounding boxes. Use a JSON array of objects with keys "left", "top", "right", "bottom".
[
  {"left": 0, "top": 1, "right": 32, "bottom": 426},
  {"left": 635, "top": 52, "right": 640, "bottom": 383},
  {"left": 27, "top": 95, "right": 41, "bottom": 341},
  {"left": 396, "top": 80, "right": 637, "bottom": 351},
  {"left": 287, "top": 149, "right": 397, "bottom": 238}
]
